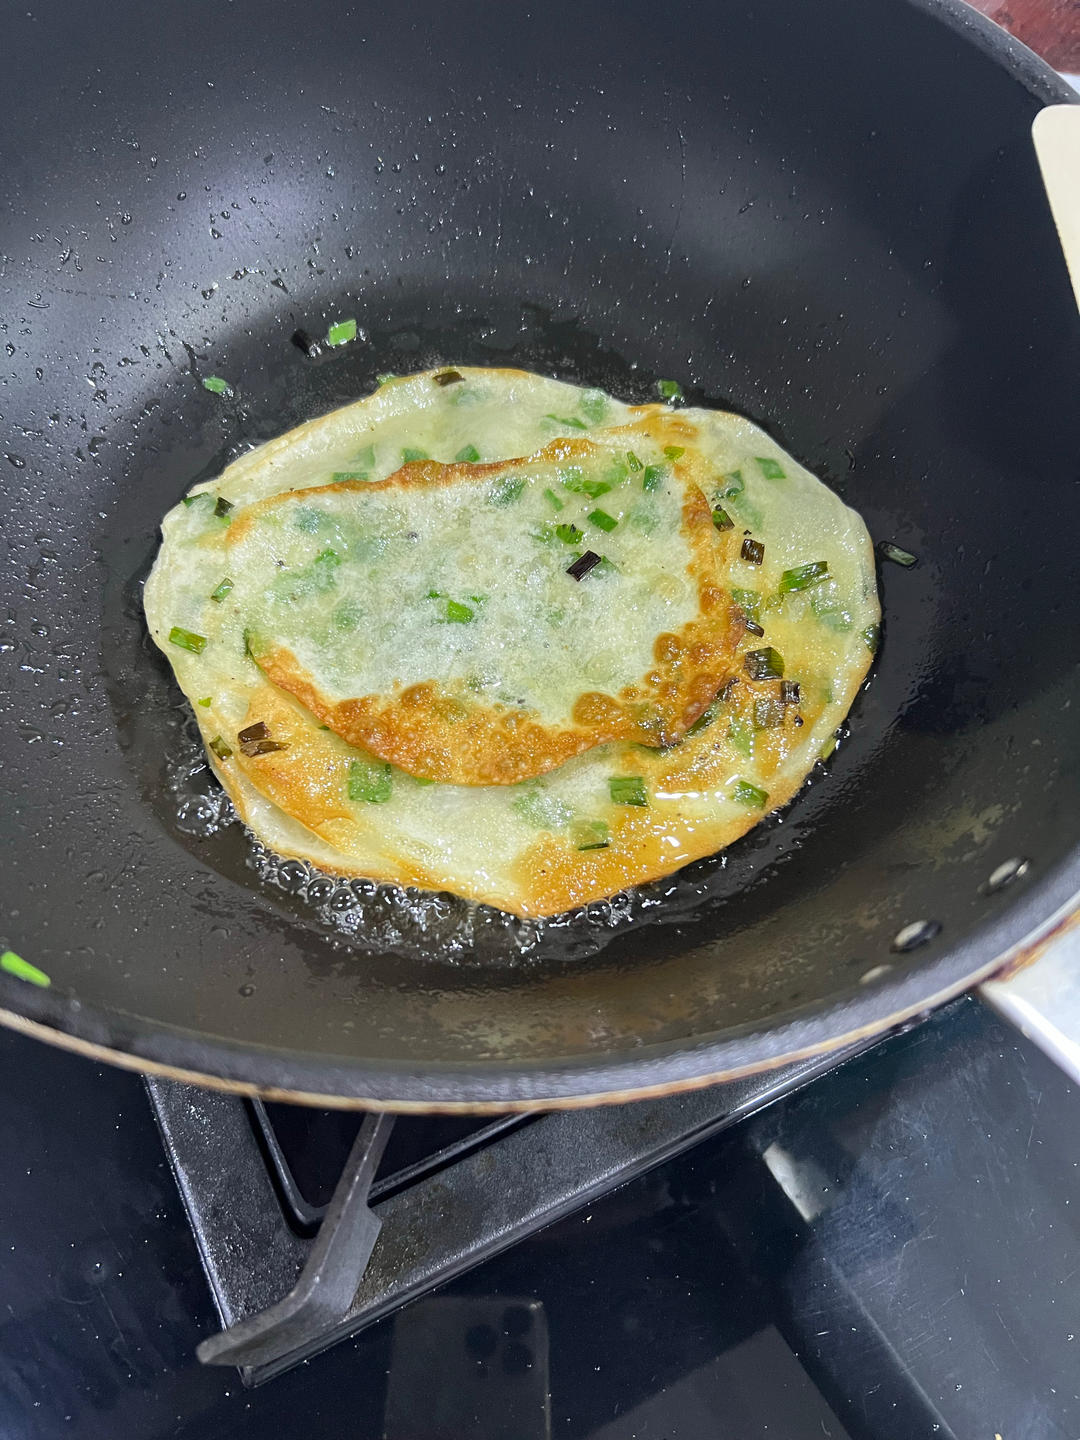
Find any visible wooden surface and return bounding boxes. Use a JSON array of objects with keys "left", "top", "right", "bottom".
[{"left": 968, "top": 0, "right": 1080, "bottom": 72}]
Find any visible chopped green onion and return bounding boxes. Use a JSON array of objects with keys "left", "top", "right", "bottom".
[
  {"left": 0, "top": 950, "right": 51, "bottom": 988},
  {"left": 214, "top": 496, "right": 233, "bottom": 519},
  {"left": 489, "top": 474, "right": 525, "bottom": 506},
  {"left": 580, "top": 389, "right": 609, "bottom": 422},
  {"left": 433, "top": 369, "right": 464, "bottom": 386},
  {"left": 512, "top": 788, "right": 573, "bottom": 830},
  {"left": 352, "top": 444, "right": 376, "bottom": 469},
  {"left": 712, "top": 507, "right": 734, "bottom": 532},
  {"left": 567, "top": 550, "right": 602, "bottom": 581},
  {"left": 862, "top": 623, "right": 881, "bottom": 653},
  {"left": 686, "top": 698, "right": 723, "bottom": 738},
  {"left": 543, "top": 487, "right": 564, "bottom": 512},
  {"left": 780, "top": 680, "right": 801, "bottom": 705},
  {"left": 588, "top": 508, "right": 618, "bottom": 533},
  {"left": 331, "top": 471, "right": 370, "bottom": 482},
  {"left": 625, "top": 451, "right": 643, "bottom": 471},
  {"left": 594, "top": 555, "right": 618, "bottom": 576},
  {"left": 574, "top": 819, "right": 611, "bottom": 851},
  {"left": 326, "top": 318, "right": 357, "bottom": 346},
  {"left": 401, "top": 447, "right": 429, "bottom": 463},
  {"left": 348, "top": 757, "right": 392, "bottom": 803},
  {"left": 744, "top": 647, "right": 785, "bottom": 680},
  {"left": 210, "top": 577, "right": 234, "bottom": 603},
  {"left": 209, "top": 735, "right": 233, "bottom": 760},
  {"left": 780, "top": 560, "right": 830, "bottom": 593},
  {"left": 243, "top": 742, "right": 289, "bottom": 761},
  {"left": 376, "top": 372, "right": 398, "bottom": 385},
  {"left": 663, "top": 445, "right": 685, "bottom": 460},
  {"left": 426, "top": 589, "right": 447, "bottom": 599},
  {"left": 810, "top": 587, "right": 853, "bottom": 632},
  {"left": 877, "top": 540, "right": 918, "bottom": 567},
  {"left": 555, "top": 522, "right": 584, "bottom": 545},
  {"left": 455, "top": 443, "right": 481, "bottom": 463},
  {"left": 755, "top": 456, "right": 786, "bottom": 480},
  {"left": 820, "top": 735, "right": 838, "bottom": 761},
  {"left": 753, "top": 697, "right": 786, "bottom": 729},
  {"left": 744, "top": 618, "right": 765, "bottom": 637},
  {"left": 609, "top": 775, "right": 648, "bottom": 806},
  {"left": 445, "top": 600, "right": 475, "bottom": 623},
  {"left": 642, "top": 465, "right": 665, "bottom": 492},
  {"left": 727, "top": 717, "right": 754, "bottom": 756},
  {"left": 559, "top": 467, "right": 611, "bottom": 498},
  {"left": 197, "top": 696, "right": 212, "bottom": 707},
  {"left": 718, "top": 470, "right": 744, "bottom": 499},
  {"left": 657, "top": 379, "right": 684, "bottom": 403},
  {"left": 731, "top": 779, "right": 769, "bottom": 808},
  {"left": 741, "top": 538, "right": 765, "bottom": 565},
  {"left": 202, "top": 375, "right": 231, "bottom": 395},
  {"left": 169, "top": 626, "right": 207, "bottom": 654},
  {"left": 545, "top": 413, "right": 588, "bottom": 431}
]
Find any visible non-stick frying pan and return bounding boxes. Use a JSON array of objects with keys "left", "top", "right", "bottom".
[{"left": 1, "top": 0, "right": 1078, "bottom": 1109}]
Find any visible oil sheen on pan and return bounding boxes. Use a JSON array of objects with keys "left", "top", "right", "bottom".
[{"left": 144, "top": 367, "right": 880, "bottom": 917}]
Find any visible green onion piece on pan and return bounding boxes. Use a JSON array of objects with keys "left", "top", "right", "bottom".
[
  {"left": 609, "top": 775, "right": 648, "bottom": 806},
  {"left": 545, "top": 413, "right": 588, "bottom": 431},
  {"left": 331, "top": 471, "right": 370, "bottom": 482},
  {"left": 214, "top": 496, "right": 233, "bottom": 519},
  {"left": 712, "top": 507, "right": 734, "bottom": 532},
  {"left": 169, "top": 626, "right": 207, "bottom": 654},
  {"left": 210, "top": 577, "right": 234, "bottom": 603},
  {"left": 555, "top": 523, "right": 584, "bottom": 545},
  {"left": 755, "top": 456, "right": 786, "bottom": 479},
  {"left": 376, "top": 372, "right": 398, "bottom": 385},
  {"left": 731, "top": 779, "right": 769, "bottom": 808},
  {"left": 202, "top": 375, "right": 231, "bottom": 395},
  {"left": 326, "top": 318, "right": 357, "bottom": 345},
  {"left": 433, "top": 369, "right": 464, "bottom": 386},
  {"left": 588, "top": 509, "right": 618, "bottom": 532},
  {"left": 197, "top": 697, "right": 212, "bottom": 708},
  {"left": 455, "top": 444, "right": 481, "bottom": 463},
  {"left": 663, "top": 445, "right": 685, "bottom": 460},
  {"left": 445, "top": 600, "right": 475, "bottom": 623},
  {"left": 543, "top": 487, "right": 564, "bottom": 511},
  {"left": 657, "top": 379, "right": 684, "bottom": 403},
  {"left": 625, "top": 451, "right": 643, "bottom": 471},
  {"left": 779, "top": 560, "right": 830, "bottom": 592},
  {"left": 401, "top": 447, "right": 428, "bottom": 463},
  {"left": 642, "top": 465, "right": 664, "bottom": 492},
  {"left": 0, "top": 950, "right": 51, "bottom": 987},
  {"left": 877, "top": 540, "right": 918, "bottom": 567},
  {"left": 209, "top": 735, "right": 233, "bottom": 761},
  {"left": 348, "top": 757, "right": 393, "bottom": 803},
  {"left": 862, "top": 623, "right": 881, "bottom": 653}
]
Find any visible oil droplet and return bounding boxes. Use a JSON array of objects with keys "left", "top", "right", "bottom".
[
  {"left": 6, "top": 454, "right": 26, "bottom": 469},
  {"left": 238, "top": 983, "right": 255, "bottom": 997}
]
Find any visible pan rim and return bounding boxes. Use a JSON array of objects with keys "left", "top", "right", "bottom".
[{"left": 2, "top": 854, "right": 1077, "bottom": 1107}]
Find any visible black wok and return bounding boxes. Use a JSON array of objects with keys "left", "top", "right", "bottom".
[{"left": 1, "top": 0, "right": 1078, "bottom": 1108}]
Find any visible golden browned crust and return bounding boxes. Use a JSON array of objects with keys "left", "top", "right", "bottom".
[{"left": 236, "top": 429, "right": 747, "bottom": 786}]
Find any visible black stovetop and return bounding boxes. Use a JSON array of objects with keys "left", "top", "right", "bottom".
[{"left": 2, "top": 995, "right": 1079, "bottom": 1439}]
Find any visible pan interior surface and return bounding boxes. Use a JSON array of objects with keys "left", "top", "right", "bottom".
[{"left": 0, "top": 0, "right": 1077, "bottom": 1102}]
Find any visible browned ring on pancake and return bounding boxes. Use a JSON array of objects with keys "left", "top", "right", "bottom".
[{"left": 233, "top": 423, "right": 747, "bottom": 786}]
